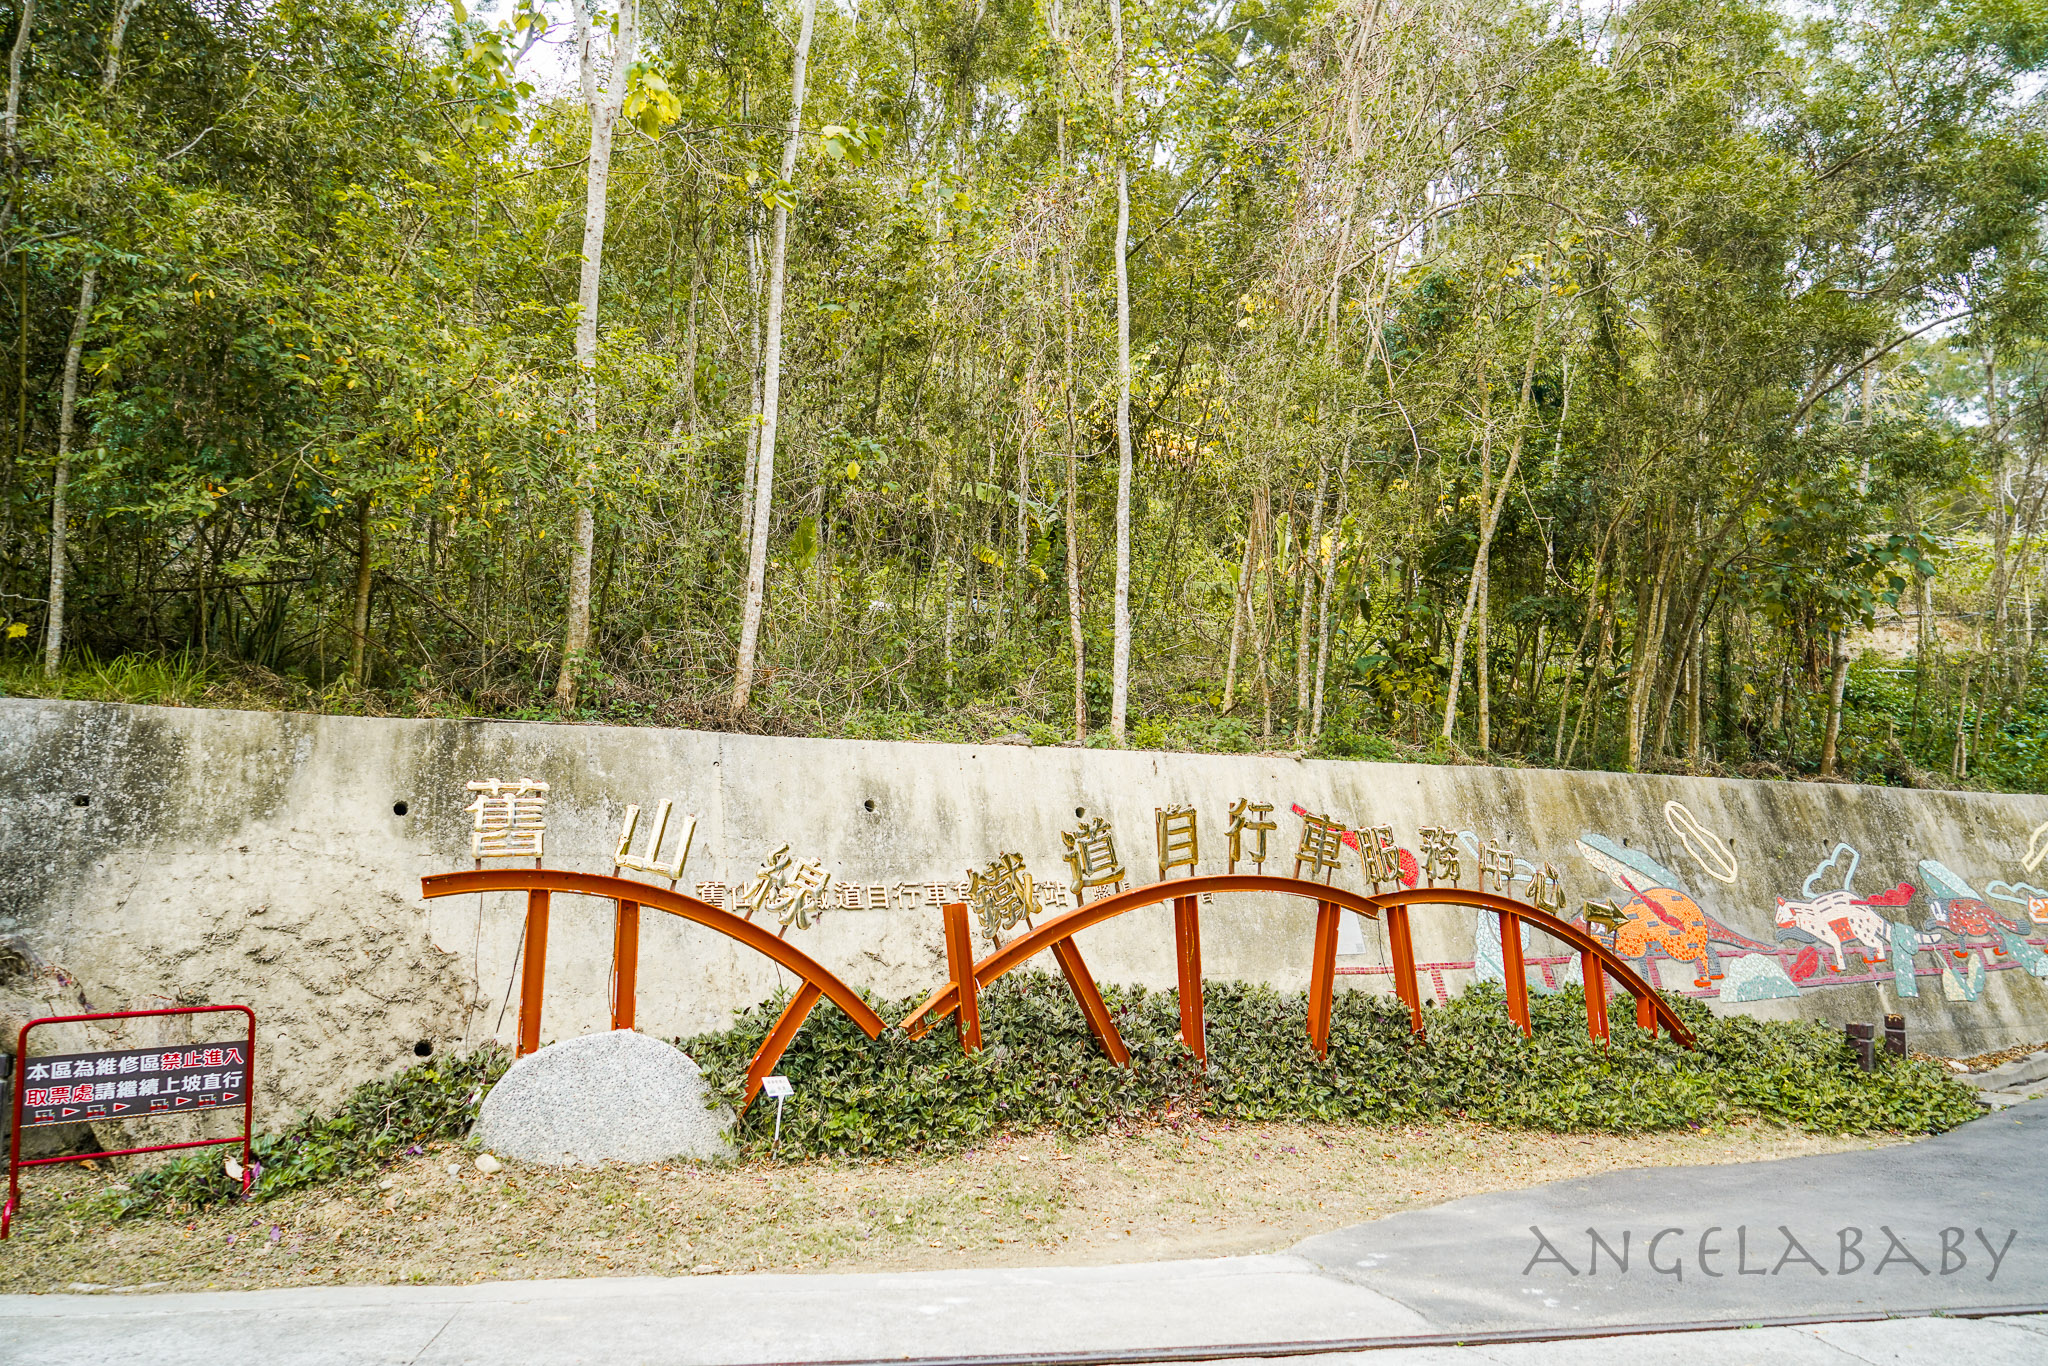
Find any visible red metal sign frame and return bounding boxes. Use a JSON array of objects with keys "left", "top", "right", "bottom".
[{"left": 3, "top": 1004, "right": 256, "bottom": 1240}]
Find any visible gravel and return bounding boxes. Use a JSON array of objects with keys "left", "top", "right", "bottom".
[{"left": 473, "top": 1030, "right": 734, "bottom": 1167}]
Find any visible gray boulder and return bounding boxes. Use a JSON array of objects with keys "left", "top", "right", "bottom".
[{"left": 473, "top": 1030, "right": 734, "bottom": 1166}]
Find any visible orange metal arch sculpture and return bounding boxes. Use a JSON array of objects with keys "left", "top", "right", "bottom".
[
  {"left": 900, "top": 874, "right": 1692, "bottom": 1061},
  {"left": 1363, "top": 886, "right": 1693, "bottom": 1047},
  {"left": 420, "top": 869, "right": 888, "bottom": 1107}
]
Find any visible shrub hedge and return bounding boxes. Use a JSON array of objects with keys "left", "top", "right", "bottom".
[
  {"left": 684, "top": 974, "right": 1982, "bottom": 1158},
  {"left": 98, "top": 976, "right": 1976, "bottom": 1217}
]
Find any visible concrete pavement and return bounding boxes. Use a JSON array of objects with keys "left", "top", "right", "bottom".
[{"left": 5, "top": 1103, "right": 2047, "bottom": 1365}]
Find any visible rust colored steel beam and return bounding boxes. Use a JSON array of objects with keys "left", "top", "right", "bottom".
[
  {"left": 1052, "top": 938, "right": 1129, "bottom": 1066},
  {"left": 518, "top": 889, "right": 550, "bottom": 1058},
  {"left": 1500, "top": 909, "right": 1531, "bottom": 1037},
  {"left": 900, "top": 873, "right": 1382, "bottom": 1039},
  {"left": 612, "top": 899, "right": 641, "bottom": 1032},
  {"left": 943, "top": 901, "right": 981, "bottom": 1053},
  {"left": 1173, "top": 894, "right": 1204, "bottom": 1062},
  {"left": 1306, "top": 900, "right": 1343, "bottom": 1058},
  {"left": 744, "top": 981, "right": 823, "bottom": 1108},
  {"left": 1362, "top": 886, "right": 1693, "bottom": 1048},
  {"left": 1583, "top": 953, "right": 1610, "bottom": 1044},
  {"left": 421, "top": 868, "right": 886, "bottom": 1039},
  {"left": 1384, "top": 904, "right": 1424, "bottom": 1035}
]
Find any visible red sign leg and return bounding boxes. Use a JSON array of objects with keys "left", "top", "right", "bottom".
[
  {"left": 1307, "top": 900, "right": 1342, "bottom": 1057},
  {"left": 1501, "top": 911, "right": 1531, "bottom": 1037},
  {"left": 1636, "top": 991, "right": 1659, "bottom": 1038},
  {"left": 518, "top": 889, "right": 550, "bottom": 1057},
  {"left": 611, "top": 898, "right": 640, "bottom": 1032},
  {"left": 1582, "top": 953, "right": 1610, "bottom": 1044},
  {"left": 1173, "top": 894, "right": 1205, "bottom": 1063},
  {"left": 744, "top": 980, "right": 823, "bottom": 1108},
  {"left": 1051, "top": 937, "right": 1129, "bottom": 1065},
  {"left": 942, "top": 901, "right": 981, "bottom": 1053},
  {"left": 1385, "top": 904, "right": 1425, "bottom": 1036}
]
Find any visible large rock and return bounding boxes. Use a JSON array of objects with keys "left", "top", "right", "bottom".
[{"left": 473, "top": 1030, "right": 733, "bottom": 1166}]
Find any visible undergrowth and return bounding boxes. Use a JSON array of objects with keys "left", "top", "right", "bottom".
[
  {"left": 683, "top": 975, "right": 1981, "bottom": 1159},
  {"left": 89, "top": 978, "right": 1976, "bottom": 1219},
  {"left": 96, "top": 1045, "right": 509, "bottom": 1221}
]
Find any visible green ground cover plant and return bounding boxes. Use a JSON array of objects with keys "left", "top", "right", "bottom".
[
  {"left": 688, "top": 975, "right": 1977, "bottom": 1158},
  {"left": 98, "top": 977, "right": 1973, "bottom": 1220}
]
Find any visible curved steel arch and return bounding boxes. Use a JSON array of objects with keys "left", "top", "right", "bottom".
[
  {"left": 1362, "top": 886, "right": 1694, "bottom": 1047},
  {"left": 901, "top": 873, "right": 1692, "bottom": 1062},
  {"left": 421, "top": 869, "right": 887, "bottom": 1107}
]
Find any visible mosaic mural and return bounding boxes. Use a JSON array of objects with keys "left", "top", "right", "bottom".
[{"left": 1339, "top": 807, "right": 2048, "bottom": 1008}]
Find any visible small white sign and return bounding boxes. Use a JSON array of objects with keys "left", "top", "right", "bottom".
[{"left": 762, "top": 1075, "right": 794, "bottom": 1099}]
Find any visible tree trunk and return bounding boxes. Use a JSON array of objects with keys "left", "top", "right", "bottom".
[
  {"left": 349, "top": 495, "right": 374, "bottom": 687},
  {"left": 3, "top": 0, "right": 32, "bottom": 170},
  {"left": 1626, "top": 528, "right": 1676, "bottom": 769},
  {"left": 41, "top": 265, "right": 92, "bottom": 676},
  {"left": 1050, "top": 4, "right": 1084, "bottom": 742},
  {"left": 739, "top": 207, "right": 763, "bottom": 549},
  {"left": 1443, "top": 271, "right": 1548, "bottom": 743},
  {"left": 1952, "top": 654, "right": 1974, "bottom": 779},
  {"left": 1554, "top": 516, "right": 1618, "bottom": 763},
  {"left": 731, "top": 0, "right": 816, "bottom": 714},
  {"left": 1294, "top": 444, "right": 1328, "bottom": 741},
  {"left": 1985, "top": 346, "right": 2012, "bottom": 718},
  {"left": 1817, "top": 631, "right": 1849, "bottom": 777},
  {"left": 1308, "top": 446, "right": 1350, "bottom": 743},
  {"left": 556, "top": 0, "right": 641, "bottom": 709},
  {"left": 1108, "top": 0, "right": 1133, "bottom": 743},
  {"left": 1059, "top": 151, "right": 1085, "bottom": 740},
  {"left": 1221, "top": 505, "right": 1254, "bottom": 715},
  {"left": 38, "top": 0, "right": 138, "bottom": 677}
]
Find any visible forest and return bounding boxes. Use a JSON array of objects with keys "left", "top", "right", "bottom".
[{"left": 5, "top": 0, "right": 2048, "bottom": 792}]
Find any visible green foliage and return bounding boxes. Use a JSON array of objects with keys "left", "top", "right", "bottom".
[
  {"left": 9, "top": 0, "right": 2048, "bottom": 795},
  {"left": 104, "top": 1045, "right": 508, "bottom": 1220},
  {"left": 684, "top": 975, "right": 1980, "bottom": 1160}
]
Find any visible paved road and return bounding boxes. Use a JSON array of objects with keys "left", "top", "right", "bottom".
[
  {"left": 1295, "top": 1097, "right": 2048, "bottom": 1331},
  {"left": 4, "top": 1104, "right": 2046, "bottom": 1365}
]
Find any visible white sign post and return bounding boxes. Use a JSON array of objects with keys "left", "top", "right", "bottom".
[{"left": 763, "top": 1074, "right": 793, "bottom": 1154}]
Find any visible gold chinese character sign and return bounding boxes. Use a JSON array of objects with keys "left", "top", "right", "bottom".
[
  {"left": 1062, "top": 815, "right": 1126, "bottom": 902},
  {"left": 1156, "top": 805, "right": 1199, "bottom": 878},
  {"left": 1294, "top": 811, "right": 1347, "bottom": 883},
  {"left": 968, "top": 852, "right": 1040, "bottom": 942},
  {"left": 614, "top": 799, "right": 697, "bottom": 880},
  {"left": 1480, "top": 838, "right": 1515, "bottom": 894},
  {"left": 465, "top": 779, "right": 548, "bottom": 859},
  {"left": 1226, "top": 798, "right": 1275, "bottom": 872},
  {"left": 1418, "top": 825, "right": 1460, "bottom": 885},
  {"left": 1360, "top": 824, "right": 1401, "bottom": 888}
]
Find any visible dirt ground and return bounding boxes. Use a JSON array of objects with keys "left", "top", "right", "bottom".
[{"left": 0, "top": 1118, "right": 1890, "bottom": 1294}]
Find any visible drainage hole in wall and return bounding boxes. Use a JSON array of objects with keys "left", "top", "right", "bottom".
[
  {"left": 1075, "top": 806, "right": 1086, "bottom": 818},
  {"left": 392, "top": 801, "right": 409, "bottom": 817},
  {"left": 863, "top": 799, "right": 875, "bottom": 812},
  {"left": 413, "top": 1039, "right": 433, "bottom": 1057},
  {"left": 72, "top": 794, "right": 90, "bottom": 808}
]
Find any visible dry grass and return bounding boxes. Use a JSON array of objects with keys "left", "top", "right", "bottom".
[{"left": 0, "top": 1118, "right": 1890, "bottom": 1294}]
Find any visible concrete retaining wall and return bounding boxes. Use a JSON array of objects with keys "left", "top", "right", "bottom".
[{"left": 5, "top": 699, "right": 2048, "bottom": 1126}]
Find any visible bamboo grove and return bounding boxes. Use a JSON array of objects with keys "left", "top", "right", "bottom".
[{"left": 6, "top": 0, "right": 2048, "bottom": 790}]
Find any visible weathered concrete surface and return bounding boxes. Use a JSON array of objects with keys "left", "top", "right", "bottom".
[
  {"left": 473, "top": 1031, "right": 731, "bottom": 1166},
  {"left": 6, "top": 697, "right": 2048, "bottom": 1118}
]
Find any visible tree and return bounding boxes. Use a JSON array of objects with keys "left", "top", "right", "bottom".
[
  {"left": 554, "top": 0, "right": 643, "bottom": 708},
  {"left": 732, "top": 0, "right": 817, "bottom": 715}
]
